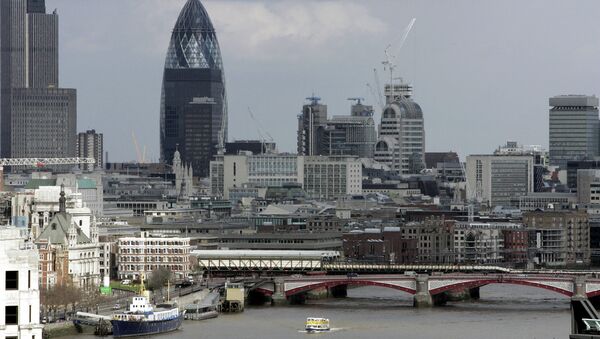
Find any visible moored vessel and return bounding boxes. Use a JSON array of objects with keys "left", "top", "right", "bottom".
[{"left": 111, "top": 296, "right": 184, "bottom": 337}]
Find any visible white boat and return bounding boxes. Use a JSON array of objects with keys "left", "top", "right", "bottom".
[{"left": 305, "top": 317, "right": 330, "bottom": 332}]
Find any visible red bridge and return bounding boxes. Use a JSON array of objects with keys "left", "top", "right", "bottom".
[{"left": 250, "top": 273, "right": 599, "bottom": 307}]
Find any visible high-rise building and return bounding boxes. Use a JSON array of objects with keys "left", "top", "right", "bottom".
[
  {"left": 549, "top": 95, "right": 600, "bottom": 168},
  {"left": 375, "top": 82, "right": 425, "bottom": 174},
  {"left": 0, "top": 0, "right": 75, "bottom": 159},
  {"left": 297, "top": 96, "right": 327, "bottom": 156},
  {"left": 77, "top": 129, "right": 104, "bottom": 170},
  {"left": 160, "top": 0, "right": 227, "bottom": 178},
  {"left": 321, "top": 115, "right": 377, "bottom": 158}
]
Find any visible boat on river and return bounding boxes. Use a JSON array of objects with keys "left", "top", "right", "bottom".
[
  {"left": 111, "top": 296, "right": 184, "bottom": 337},
  {"left": 305, "top": 317, "right": 330, "bottom": 332}
]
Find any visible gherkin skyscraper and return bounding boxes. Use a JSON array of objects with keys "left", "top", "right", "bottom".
[{"left": 160, "top": 0, "right": 227, "bottom": 177}]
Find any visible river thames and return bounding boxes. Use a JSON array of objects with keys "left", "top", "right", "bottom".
[{"left": 67, "top": 284, "right": 570, "bottom": 339}]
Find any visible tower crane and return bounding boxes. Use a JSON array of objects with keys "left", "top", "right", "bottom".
[
  {"left": 347, "top": 97, "right": 365, "bottom": 105},
  {"left": 380, "top": 18, "right": 416, "bottom": 102}
]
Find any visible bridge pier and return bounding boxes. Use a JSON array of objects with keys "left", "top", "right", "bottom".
[
  {"left": 413, "top": 275, "right": 433, "bottom": 308},
  {"left": 445, "top": 286, "right": 480, "bottom": 302},
  {"left": 329, "top": 284, "right": 348, "bottom": 298},
  {"left": 271, "top": 278, "right": 289, "bottom": 306}
]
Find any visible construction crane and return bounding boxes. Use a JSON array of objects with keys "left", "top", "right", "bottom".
[
  {"left": 248, "top": 107, "right": 274, "bottom": 154},
  {"left": 131, "top": 131, "right": 145, "bottom": 163},
  {"left": 0, "top": 157, "right": 95, "bottom": 167},
  {"left": 380, "top": 18, "right": 416, "bottom": 102},
  {"left": 372, "top": 68, "right": 385, "bottom": 106},
  {"left": 366, "top": 83, "right": 384, "bottom": 112}
]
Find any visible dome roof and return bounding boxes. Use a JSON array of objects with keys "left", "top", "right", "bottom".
[
  {"left": 395, "top": 97, "right": 422, "bottom": 119},
  {"left": 382, "top": 97, "right": 423, "bottom": 120}
]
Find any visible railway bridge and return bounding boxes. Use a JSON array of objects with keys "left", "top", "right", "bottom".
[{"left": 249, "top": 273, "right": 595, "bottom": 307}]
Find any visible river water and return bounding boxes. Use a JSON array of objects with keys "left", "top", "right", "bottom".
[{"left": 66, "top": 284, "right": 570, "bottom": 339}]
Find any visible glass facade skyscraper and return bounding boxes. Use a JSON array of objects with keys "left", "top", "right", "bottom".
[
  {"left": 549, "top": 95, "right": 600, "bottom": 169},
  {"left": 160, "top": 0, "right": 227, "bottom": 178}
]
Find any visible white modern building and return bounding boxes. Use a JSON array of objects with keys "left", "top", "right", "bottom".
[
  {"left": 376, "top": 82, "right": 425, "bottom": 174},
  {"left": 0, "top": 227, "right": 43, "bottom": 339},
  {"left": 117, "top": 235, "right": 191, "bottom": 280},
  {"left": 303, "top": 156, "right": 362, "bottom": 200}
]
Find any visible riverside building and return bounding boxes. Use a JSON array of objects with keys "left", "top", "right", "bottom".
[{"left": 0, "top": 226, "right": 43, "bottom": 339}]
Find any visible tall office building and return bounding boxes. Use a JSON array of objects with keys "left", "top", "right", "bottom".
[
  {"left": 0, "top": 0, "right": 75, "bottom": 159},
  {"left": 375, "top": 82, "right": 425, "bottom": 174},
  {"left": 77, "top": 129, "right": 104, "bottom": 170},
  {"left": 160, "top": 0, "right": 227, "bottom": 178},
  {"left": 549, "top": 95, "right": 600, "bottom": 168},
  {"left": 297, "top": 96, "right": 328, "bottom": 156}
]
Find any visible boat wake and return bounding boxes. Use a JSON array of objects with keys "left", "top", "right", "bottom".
[{"left": 298, "top": 327, "right": 345, "bottom": 334}]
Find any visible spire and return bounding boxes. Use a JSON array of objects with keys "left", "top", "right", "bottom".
[{"left": 59, "top": 184, "right": 66, "bottom": 213}]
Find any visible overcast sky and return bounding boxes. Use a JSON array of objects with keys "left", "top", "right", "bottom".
[{"left": 48, "top": 0, "right": 600, "bottom": 162}]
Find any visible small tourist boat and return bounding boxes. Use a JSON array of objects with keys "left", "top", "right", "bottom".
[{"left": 305, "top": 317, "right": 330, "bottom": 332}]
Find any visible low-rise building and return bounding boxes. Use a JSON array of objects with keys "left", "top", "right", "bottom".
[
  {"left": 518, "top": 192, "right": 577, "bottom": 211},
  {"left": 117, "top": 235, "right": 191, "bottom": 280},
  {"left": 524, "top": 210, "right": 590, "bottom": 267},
  {"left": 219, "top": 232, "right": 343, "bottom": 251},
  {"left": 453, "top": 221, "right": 521, "bottom": 264},
  {"left": 35, "top": 188, "right": 102, "bottom": 288},
  {"left": 343, "top": 227, "right": 417, "bottom": 263}
]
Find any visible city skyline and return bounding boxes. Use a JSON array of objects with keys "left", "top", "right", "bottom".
[{"left": 49, "top": 0, "right": 600, "bottom": 162}]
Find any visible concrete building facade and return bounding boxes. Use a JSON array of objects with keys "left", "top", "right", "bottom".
[
  {"left": 524, "top": 210, "right": 590, "bottom": 267},
  {"left": 77, "top": 129, "right": 103, "bottom": 170},
  {"left": 117, "top": 236, "right": 191, "bottom": 280},
  {"left": 466, "top": 155, "right": 535, "bottom": 208},
  {"left": 376, "top": 83, "right": 425, "bottom": 174}
]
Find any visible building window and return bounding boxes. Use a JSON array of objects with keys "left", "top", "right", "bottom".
[
  {"left": 5, "top": 305, "right": 18, "bottom": 324},
  {"left": 6, "top": 271, "right": 18, "bottom": 290}
]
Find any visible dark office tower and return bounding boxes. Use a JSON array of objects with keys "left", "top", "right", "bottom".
[
  {"left": 1, "top": 0, "right": 67, "bottom": 159},
  {"left": 27, "top": 6, "right": 58, "bottom": 88},
  {"left": 0, "top": 0, "right": 27, "bottom": 157},
  {"left": 297, "top": 96, "right": 328, "bottom": 156},
  {"left": 160, "top": 0, "right": 227, "bottom": 178}
]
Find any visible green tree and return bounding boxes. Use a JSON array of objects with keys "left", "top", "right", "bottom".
[{"left": 147, "top": 267, "right": 171, "bottom": 291}]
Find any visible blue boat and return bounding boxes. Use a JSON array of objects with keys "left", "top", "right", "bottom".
[{"left": 111, "top": 296, "right": 184, "bottom": 337}]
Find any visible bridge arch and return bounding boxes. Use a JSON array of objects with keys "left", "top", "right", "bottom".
[
  {"left": 285, "top": 279, "right": 416, "bottom": 297},
  {"left": 429, "top": 278, "right": 574, "bottom": 297}
]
